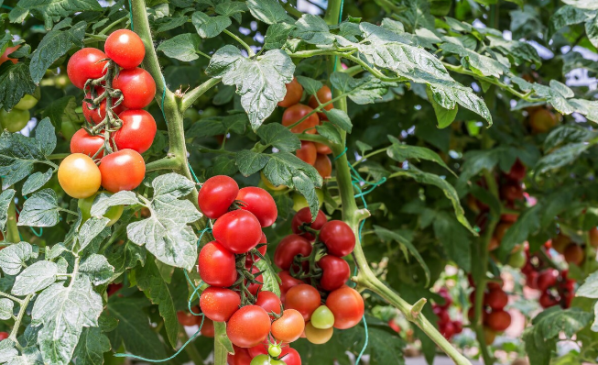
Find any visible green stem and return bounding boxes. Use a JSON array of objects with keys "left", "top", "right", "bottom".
[
  {"left": 6, "top": 196, "right": 19, "bottom": 243},
  {"left": 223, "top": 29, "right": 255, "bottom": 57},
  {"left": 181, "top": 78, "right": 221, "bottom": 112},
  {"left": 8, "top": 294, "right": 32, "bottom": 342},
  {"left": 46, "top": 153, "right": 69, "bottom": 160},
  {"left": 352, "top": 147, "right": 389, "bottom": 167},
  {"left": 98, "top": 16, "right": 128, "bottom": 35},
  {"left": 0, "top": 291, "right": 24, "bottom": 305},
  {"left": 280, "top": 1, "right": 303, "bottom": 18},
  {"left": 297, "top": 133, "right": 333, "bottom": 147},
  {"left": 285, "top": 92, "right": 348, "bottom": 131}
]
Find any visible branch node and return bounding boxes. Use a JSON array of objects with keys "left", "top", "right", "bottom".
[{"left": 410, "top": 298, "right": 427, "bottom": 320}]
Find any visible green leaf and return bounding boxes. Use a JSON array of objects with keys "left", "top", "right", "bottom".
[
  {"left": 79, "top": 254, "right": 114, "bottom": 286},
  {"left": 136, "top": 258, "right": 179, "bottom": 348},
  {"left": 35, "top": 118, "right": 57, "bottom": 156},
  {"left": 90, "top": 191, "right": 140, "bottom": 217},
  {"left": 42, "top": 95, "right": 79, "bottom": 130},
  {"left": 330, "top": 73, "right": 398, "bottom": 105},
  {"left": 0, "top": 340, "right": 18, "bottom": 363},
  {"left": 433, "top": 212, "right": 472, "bottom": 272},
  {"left": 30, "top": 19, "right": 86, "bottom": 83},
  {"left": 440, "top": 42, "right": 508, "bottom": 78},
  {"left": 0, "top": 130, "right": 52, "bottom": 189},
  {"left": 264, "top": 23, "right": 295, "bottom": 50},
  {"left": 0, "top": 298, "right": 14, "bottom": 320},
  {"left": 295, "top": 76, "right": 323, "bottom": 96},
  {"left": 255, "top": 258, "right": 281, "bottom": 296},
  {"left": 498, "top": 204, "right": 542, "bottom": 260},
  {"left": 22, "top": 169, "right": 53, "bottom": 196},
  {"left": 323, "top": 109, "right": 352, "bottom": 133},
  {"left": 246, "top": 0, "right": 293, "bottom": 24},
  {"left": 9, "top": 0, "right": 102, "bottom": 29},
  {"left": 257, "top": 123, "right": 301, "bottom": 153},
  {"left": 206, "top": 45, "right": 295, "bottom": 130},
  {"left": 374, "top": 226, "right": 430, "bottom": 286},
  {"left": 577, "top": 271, "right": 598, "bottom": 298},
  {"left": 18, "top": 189, "right": 60, "bottom": 227},
  {"left": 0, "top": 189, "right": 15, "bottom": 232},
  {"left": 428, "top": 84, "right": 492, "bottom": 125},
  {"left": 215, "top": 1, "right": 248, "bottom": 18},
  {"left": 426, "top": 85, "right": 458, "bottom": 128},
  {"left": 236, "top": 150, "right": 270, "bottom": 176},
  {"left": 12, "top": 261, "right": 57, "bottom": 296},
  {"left": 0, "top": 62, "right": 36, "bottom": 111},
  {"left": 209, "top": 155, "right": 239, "bottom": 176},
  {"left": 157, "top": 33, "right": 202, "bottom": 62},
  {"left": 315, "top": 123, "right": 341, "bottom": 145},
  {"left": 338, "top": 319, "right": 406, "bottom": 365},
  {"left": 544, "top": 124, "right": 596, "bottom": 151},
  {"left": 191, "top": 11, "right": 232, "bottom": 38},
  {"left": 73, "top": 327, "right": 111, "bottom": 365},
  {"left": 105, "top": 241, "right": 146, "bottom": 277},
  {"left": 387, "top": 136, "right": 454, "bottom": 175},
  {"left": 293, "top": 14, "right": 335, "bottom": 45},
  {"left": 549, "top": 5, "right": 594, "bottom": 39},
  {"left": 535, "top": 143, "right": 591, "bottom": 174},
  {"left": 0, "top": 242, "right": 34, "bottom": 276}
]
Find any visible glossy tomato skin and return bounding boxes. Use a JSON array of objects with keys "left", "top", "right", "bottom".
[
  {"left": 228, "top": 346, "right": 253, "bottom": 365},
  {"left": 282, "top": 104, "right": 319, "bottom": 134},
  {"left": 99, "top": 149, "right": 146, "bottom": 192},
  {"left": 305, "top": 322, "right": 333, "bottom": 344},
  {"left": 226, "top": 306, "right": 272, "bottom": 348},
  {"left": 256, "top": 291, "right": 282, "bottom": 318},
  {"left": 326, "top": 286, "right": 364, "bottom": 329},
  {"left": 82, "top": 87, "right": 125, "bottom": 124},
  {"left": 0, "top": 45, "right": 20, "bottom": 65},
  {"left": 278, "top": 78, "right": 303, "bottom": 108},
  {"left": 484, "top": 289, "right": 508, "bottom": 311},
  {"left": 279, "top": 347, "right": 301, "bottom": 365},
  {"left": 278, "top": 271, "right": 304, "bottom": 295},
  {"left": 536, "top": 269, "right": 558, "bottom": 291},
  {"left": 485, "top": 310, "right": 511, "bottom": 332},
  {"left": 198, "top": 241, "right": 237, "bottom": 287},
  {"left": 319, "top": 220, "right": 355, "bottom": 257},
  {"left": 0, "top": 109, "right": 29, "bottom": 133},
  {"left": 0, "top": 332, "right": 8, "bottom": 341},
  {"left": 58, "top": 153, "right": 102, "bottom": 198},
  {"left": 309, "top": 85, "right": 333, "bottom": 119},
  {"left": 539, "top": 291, "right": 559, "bottom": 308},
  {"left": 271, "top": 309, "right": 305, "bottom": 343},
  {"left": 296, "top": 141, "right": 317, "bottom": 165},
  {"left": 112, "top": 68, "right": 156, "bottom": 109},
  {"left": 291, "top": 208, "right": 327, "bottom": 241},
  {"left": 318, "top": 255, "right": 350, "bottom": 291},
  {"left": 70, "top": 129, "right": 105, "bottom": 157},
  {"left": 285, "top": 284, "right": 321, "bottom": 321},
  {"left": 213, "top": 210, "right": 262, "bottom": 254},
  {"left": 199, "top": 287, "right": 241, "bottom": 322},
  {"left": 67, "top": 48, "right": 108, "bottom": 89},
  {"left": 274, "top": 234, "right": 312, "bottom": 271},
  {"left": 314, "top": 154, "right": 332, "bottom": 179},
  {"left": 236, "top": 187, "right": 278, "bottom": 227},
  {"left": 114, "top": 109, "right": 157, "bottom": 153},
  {"left": 198, "top": 175, "right": 239, "bottom": 219},
  {"left": 200, "top": 317, "right": 214, "bottom": 337},
  {"left": 177, "top": 311, "right": 198, "bottom": 326},
  {"left": 314, "top": 141, "right": 332, "bottom": 155},
  {"left": 105, "top": 29, "right": 145, "bottom": 69}
]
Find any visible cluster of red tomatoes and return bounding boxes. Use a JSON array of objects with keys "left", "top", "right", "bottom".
[
  {"left": 433, "top": 288, "right": 463, "bottom": 340},
  {"left": 279, "top": 79, "right": 333, "bottom": 179},
  {"left": 467, "top": 279, "right": 511, "bottom": 344},
  {"left": 59, "top": 29, "right": 157, "bottom": 199},
  {"left": 551, "top": 229, "right": 597, "bottom": 266}
]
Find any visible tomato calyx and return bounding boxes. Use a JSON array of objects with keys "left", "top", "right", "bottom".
[{"left": 233, "top": 252, "right": 265, "bottom": 306}]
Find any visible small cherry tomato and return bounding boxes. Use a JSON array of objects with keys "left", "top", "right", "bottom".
[
  {"left": 308, "top": 85, "right": 333, "bottom": 119},
  {"left": 0, "top": 108, "right": 29, "bottom": 133},
  {"left": 484, "top": 289, "right": 508, "bottom": 311},
  {"left": 536, "top": 269, "right": 558, "bottom": 291},
  {"left": 564, "top": 243, "right": 584, "bottom": 265},
  {"left": 0, "top": 45, "right": 20, "bottom": 65},
  {"left": 271, "top": 309, "right": 305, "bottom": 343},
  {"left": 105, "top": 29, "right": 145, "bottom": 69},
  {"left": 285, "top": 284, "right": 321, "bottom": 322},
  {"left": 113, "top": 109, "right": 157, "bottom": 153},
  {"left": 200, "top": 317, "right": 214, "bottom": 337},
  {"left": 483, "top": 327, "right": 496, "bottom": 345},
  {"left": 58, "top": 153, "right": 102, "bottom": 198},
  {"left": 213, "top": 210, "right": 262, "bottom": 254},
  {"left": 314, "top": 154, "right": 332, "bottom": 179},
  {"left": 319, "top": 220, "right": 355, "bottom": 257},
  {"left": 198, "top": 241, "right": 237, "bottom": 287},
  {"left": 227, "top": 305, "right": 272, "bottom": 348},
  {"left": 99, "top": 149, "right": 146, "bottom": 192},
  {"left": 314, "top": 141, "right": 332, "bottom": 155},
  {"left": 296, "top": 141, "right": 317, "bottom": 165},
  {"left": 274, "top": 234, "right": 312, "bottom": 272},
  {"left": 251, "top": 355, "right": 271, "bottom": 365},
  {"left": 14, "top": 88, "right": 40, "bottom": 110},
  {"left": 485, "top": 310, "right": 511, "bottom": 332},
  {"left": 304, "top": 322, "right": 333, "bottom": 344},
  {"left": 326, "top": 286, "right": 364, "bottom": 329},
  {"left": 248, "top": 342, "right": 269, "bottom": 358},
  {"left": 539, "top": 291, "right": 559, "bottom": 308},
  {"left": 278, "top": 271, "right": 304, "bottom": 295},
  {"left": 177, "top": 310, "right": 198, "bottom": 327},
  {"left": 82, "top": 87, "right": 125, "bottom": 124},
  {"left": 282, "top": 104, "right": 319, "bottom": 134},
  {"left": 278, "top": 347, "right": 301, "bottom": 365},
  {"left": 70, "top": 129, "right": 105, "bottom": 157},
  {"left": 506, "top": 159, "right": 526, "bottom": 181},
  {"left": 529, "top": 108, "right": 557, "bottom": 133},
  {"left": 78, "top": 192, "right": 123, "bottom": 226},
  {"left": 200, "top": 286, "right": 241, "bottom": 322},
  {"left": 317, "top": 255, "right": 350, "bottom": 291},
  {"left": 112, "top": 67, "right": 156, "bottom": 109},
  {"left": 228, "top": 346, "right": 253, "bottom": 365},
  {"left": 236, "top": 187, "right": 278, "bottom": 227},
  {"left": 268, "top": 343, "right": 282, "bottom": 358},
  {"left": 67, "top": 48, "right": 108, "bottom": 89},
  {"left": 291, "top": 208, "right": 327, "bottom": 241},
  {"left": 310, "top": 305, "right": 335, "bottom": 330},
  {"left": 255, "top": 291, "right": 282, "bottom": 318},
  {"left": 198, "top": 175, "right": 239, "bottom": 219},
  {"left": 278, "top": 78, "right": 304, "bottom": 108}
]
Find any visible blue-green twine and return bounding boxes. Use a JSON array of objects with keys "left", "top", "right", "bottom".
[
  {"left": 114, "top": 327, "right": 203, "bottom": 363},
  {"left": 14, "top": 202, "right": 43, "bottom": 237},
  {"left": 333, "top": 147, "right": 348, "bottom": 162},
  {"left": 127, "top": 0, "right": 134, "bottom": 31}
]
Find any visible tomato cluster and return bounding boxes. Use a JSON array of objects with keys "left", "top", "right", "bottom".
[
  {"left": 279, "top": 78, "right": 333, "bottom": 179},
  {"left": 58, "top": 29, "right": 156, "bottom": 199},
  {"left": 433, "top": 288, "right": 463, "bottom": 340},
  {"left": 468, "top": 279, "right": 511, "bottom": 344}
]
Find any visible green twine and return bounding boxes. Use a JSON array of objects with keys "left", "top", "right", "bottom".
[
  {"left": 114, "top": 328, "right": 203, "bottom": 363},
  {"left": 127, "top": 0, "right": 134, "bottom": 31},
  {"left": 14, "top": 200, "right": 43, "bottom": 237},
  {"left": 333, "top": 147, "right": 348, "bottom": 162}
]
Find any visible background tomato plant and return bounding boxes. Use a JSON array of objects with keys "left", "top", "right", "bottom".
[{"left": 1, "top": 0, "right": 598, "bottom": 364}]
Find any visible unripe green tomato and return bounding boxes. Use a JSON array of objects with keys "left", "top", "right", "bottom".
[
  {"left": 507, "top": 249, "right": 526, "bottom": 269},
  {"left": 250, "top": 355, "right": 271, "bottom": 365},
  {"left": 0, "top": 108, "right": 30, "bottom": 133},
  {"left": 261, "top": 172, "right": 287, "bottom": 191},
  {"left": 184, "top": 108, "right": 200, "bottom": 123},
  {"left": 292, "top": 189, "right": 324, "bottom": 211},
  {"left": 200, "top": 107, "right": 219, "bottom": 119},
  {"left": 60, "top": 120, "right": 77, "bottom": 141},
  {"left": 344, "top": 4, "right": 362, "bottom": 18},
  {"left": 311, "top": 305, "right": 335, "bottom": 329},
  {"left": 78, "top": 193, "right": 124, "bottom": 227},
  {"left": 14, "top": 87, "right": 41, "bottom": 111},
  {"left": 268, "top": 344, "right": 282, "bottom": 358},
  {"left": 362, "top": 3, "right": 380, "bottom": 19},
  {"left": 55, "top": 75, "right": 70, "bottom": 88},
  {"left": 587, "top": 246, "right": 597, "bottom": 259}
]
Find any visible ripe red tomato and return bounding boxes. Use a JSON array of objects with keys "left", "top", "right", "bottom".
[
  {"left": 198, "top": 241, "right": 237, "bottom": 287},
  {"left": 248, "top": 342, "right": 269, "bottom": 358},
  {"left": 326, "top": 286, "right": 364, "bottom": 329},
  {"left": 199, "top": 287, "right": 241, "bottom": 322},
  {"left": 105, "top": 29, "right": 145, "bottom": 69},
  {"left": 246, "top": 232, "right": 268, "bottom": 268},
  {"left": 246, "top": 266, "right": 264, "bottom": 295},
  {"left": 285, "top": 284, "right": 321, "bottom": 321},
  {"left": 0, "top": 45, "right": 20, "bottom": 65},
  {"left": 278, "top": 271, "right": 304, "bottom": 295},
  {"left": 278, "top": 78, "right": 303, "bottom": 108},
  {"left": 70, "top": 129, "right": 105, "bottom": 157},
  {"left": 485, "top": 310, "right": 511, "bottom": 332},
  {"left": 536, "top": 269, "right": 558, "bottom": 291},
  {"left": 200, "top": 317, "right": 214, "bottom": 337},
  {"left": 282, "top": 104, "right": 319, "bottom": 134},
  {"left": 67, "top": 48, "right": 108, "bottom": 89},
  {"left": 255, "top": 291, "right": 282, "bottom": 318},
  {"left": 319, "top": 220, "right": 355, "bottom": 257},
  {"left": 314, "top": 154, "right": 332, "bottom": 179},
  {"left": 213, "top": 210, "right": 262, "bottom": 254},
  {"left": 271, "top": 309, "right": 305, "bottom": 343},
  {"left": 279, "top": 347, "right": 301, "bottom": 365},
  {"left": 112, "top": 68, "right": 156, "bottom": 109},
  {"left": 484, "top": 289, "right": 508, "bottom": 311},
  {"left": 0, "top": 332, "right": 8, "bottom": 341},
  {"left": 291, "top": 208, "right": 327, "bottom": 241},
  {"left": 308, "top": 85, "right": 333, "bottom": 118},
  {"left": 433, "top": 305, "right": 450, "bottom": 324},
  {"left": 228, "top": 346, "right": 252, "bottom": 365},
  {"left": 177, "top": 310, "right": 198, "bottom": 327},
  {"left": 506, "top": 159, "right": 526, "bottom": 181},
  {"left": 296, "top": 141, "right": 317, "bottom": 165},
  {"left": 564, "top": 244, "right": 584, "bottom": 265},
  {"left": 107, "top": 283, "right": 123, "bottom": 297},
  {"left": 318, "top": 255, "right": 350, "bottom": 291},
  {"left": 58, "top": 153, "right": 102, "bottom": 198},
  {"left": 82, "top": 87, "right": 125, "bottom": 124},
  {"left": 198, "top": 175, "right": 239, "bottom": 219},
  {"left": 539, "top": 291, "right": 559, "bottom": 308},
  {"left": 226, "top": 305, "right": 271, "bottom": 348},
  {"left": 113, "top": 109, "right": 157, "bottom": 153},
  {"left": 500, "top": 181, "right": 524, "bottom": 201},
  {"left": 274, "top": 234, "right": 313, "bottom": 272},
  {"left": 99, "top": 149, "right": 146, "bottom": 192},
  {"left": 236, "top": 187, "right": 278, "bottom": 227},
  {"left": 314, "top": 141, "right": 332, "bottom": 155},
  {"left": 525, "top": 271, "right": 539, "bottom": 289},
  {"left": 437, "top": 287, "right": 453, "bottom": 309}
]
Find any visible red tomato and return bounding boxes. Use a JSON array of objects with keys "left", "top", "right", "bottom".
[
  {"left": 500, "top": 181, "right": 524, "bottom": 201},
  {"left": 113, "top": 109, "right": 157, "bottom": 153},
  {"left": 564, "top": 244, "right": 584, "bottom": 265},
  {"left": 0, "top": 45, "right": 20, "bottom": 65},
  {"left": 296, "top": 141, "right": 317, "bottom": 165},
  {"left": 536, "top": 269, "right": 558, "bottom": 291},
  {"left": 198, "top": 241, "right": 237, "bottom": 287},
  {"left": 213, "top": 210, "right": 262, "bottom": 254},
  {"left": 484, "top": 289, "right": 508, "bottom": 311},
  {"left": 247, "top": 342, "right": 269, "bottom": 358},
  {"left": 198, "top": 175, "right": 239, "bottom": 219},
  {"left": 539, "top": 291, "right": 559, "bottom": 308},
  {"left": 177, "top": 310, "right": 198, "bottom": 327},
  {"left": 285, "top": 284, "right": 321, "bottom": 321},
  {"left": 82, "top": 87, "right": 125, "bottom": 124},
  {"left": 433, "top": 305, "right": 450, "bottom": 324},
  {"left": 105, "top": 29, "right": 145, "bottom": 69},
  {"left": 506, "top": 159, "right": 526, "bottom": 181},
  {"left": 67, "top": 48, "right": 108, "bottom": 89},
  {"left": 112, "top": 68, "right": 156, "bottom": 109},
  {"left": 278, "top": 78, "right": 303, "bottom": 108},
  {"left": 70, "top": 129, "right": 105, "bottom": 158},
  {"left": 255, "top": 291, "right": 282, "bottom": 318},
  {"left": 0, "top": 332, "right": 8, "bottom": 341},
  {"left": 107, "top": 283, "right": 122, "bottom": 297},
  {"left": 291, "top": 208, "right": 327, "bottom": 241},
  {"left": 437, "top": 287, "right": 453, "bottom": 309},
  {"left": 314, "top": 154, "right": 332, "bottom": 179},
  {"left": 200, "top": 317, "right": 214, "bottom": 337},
  {"left": 236, "top": 187, "right": 278, "bottom": 227},
  {"left": 319, "top": 220, "right": 355, "bottom": 257},
  {"left": 388, "top": 320, "right": 400, "bottom": 333},
  {"left": 326, "top": 286, "right": 364, "bottom": 329},
  {"left": 278, "top": 271, "right": 304, "bottom": 295},
  {"left": 318, "top": 255, "right": 350, "bottom": 291},
  {"left": 200, "top": 287, "right": 241, "bottom": 322},
  {"left": 279, "top": 347, "right": 301, "bottom": 365},
  {"left": 246, "top": 232, "right": 268, "bottom": 268},
  {"left": 228, "top": 346, "right": 253, "bottom": 365},
  {"left": 246, "top": 266, "right": 264, "bottom": 295},
  {"left": 274, "top": 234, "right": 313, "bottom": 272},
  {"left": 272, "top": 309, "right": 305, "bottom": 343},
  {"left": 314, "top": 141, "right": 332, "bottom": 155},
  {"left": 226, "top": 305, "right": 272, "bottom": 348},
  {"left": 308, "top": 85, "right": 333, "bottom": 118},
  {"left": 282, "top": 104, "right": 319, "bottom": 134},
  {"left": 99, "top": 149, "right": 145, "bottom": 192},
  {"left": 485, "top": 310, "right": 511, "bottom": 332}
]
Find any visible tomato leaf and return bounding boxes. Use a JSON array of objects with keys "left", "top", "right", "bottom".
[
  {"left": 330, "top": 73, "right": 397, "bottom": 105},
  {"left": 77, "top": 218, "right": 110, "bottom": 253},
  {"left": 18, "top": 189, "right": 60, "bottom": 227},
  {"left": 293, "top": 14, "right": 335, "bottom": 45},
  {"left": 0, "top": 298, "right": 14, "bottom": 321},
  {"left": 35, "top": 118, "right": 57, "bottom": 156},
  {"left": 433, "top": 212, "right": 472, "bottom": 272},
  {"left": 315, "top": 123, "right": 341, "bottom": 145},
  {"left": 295, "top": 75, "right": 323, "bottom": 96},
  {"left": 22, "top": 169, "right": 53, "bottom": 196},
  {"left": 215, "top": 1, "right": 248, "bottom": 20},
  {"left": 264, "top": 23, "right": 295, "bottom": 50},
  {"left": 12, "top": 260, "right": 58, "bottom": 296},
  {"left": 257, "top": 123, "right": 301, "bottom": 153},
  {"left": 246, "top": 0, "right": 293, "bottom": 25},
  {"left": 73, "top": 327, "right": 111, "bottom": 365},
  {"left": 42, "top": 95, "right": 80, "bottom": 130},
  {"left": 157, "top": 33, "right": 202, "bottom": 62},
  {"left": 0, "top": 242, "right": 35, "bottom": 276},
  {"left": 0, "top": 189, "right": 15, "bottom": 232},
  {"left": 324, "top": 109, "right": 352, "bottom": 133},
  {"left": 8, "top": 0, "right": 102, "bottom": 30},
  {"left": 191, "top": 11, "right": 232, "bottom": 38},
  {"left": 105, "top": 240, "right": 147, "bottom": 277},
  {"left": 255, "top": 259, "right": 281, "bottom": 296},
  {"left": 386, "top": 136, "right": 454, "bottom": 175},
  {"left": 0, "top": 62, "right": 36, "bottom": 111},
  {"left": 425, "top": 85, "right": 458, "bottom": 129},
  {"left": 90, "top": 191, "right": 139, "bottom": 217},
  {"left": 535, "top": 142, "right": 592, "bottom": 174}
]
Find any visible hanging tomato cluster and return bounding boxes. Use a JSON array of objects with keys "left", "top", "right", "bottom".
[
  {"left": 279, "top": 78, "right": 333, "bottom": 179},
  {"left": 468, "top": 279, "right": 511, "bottom": 345},
  {"left": 59, "top": 29, "right": 157, "bottom": 199},
  {"left": 432, "top": 288, "right": 463, "bottom": 340}
]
